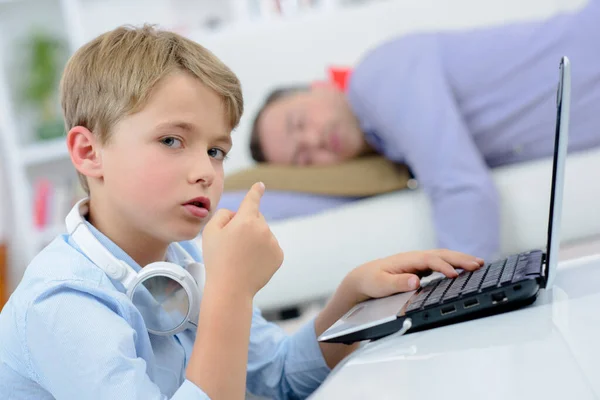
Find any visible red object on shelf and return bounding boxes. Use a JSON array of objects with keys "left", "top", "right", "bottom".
[
  {"left": 328, "top": 66, "right": 352, "bottom": 91},
  {"left": 33, "top": 179, "right": 51, "bottom": 230},
  {"left": 0, "top": 243, "right": 7, "bottom": 310},
  {"left": 311, "top": 66, "right": 353, "bottom": 92}
]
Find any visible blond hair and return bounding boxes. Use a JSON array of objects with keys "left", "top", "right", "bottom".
[{"left": 60, "top": 24, "right": 243, "bottom": 193}]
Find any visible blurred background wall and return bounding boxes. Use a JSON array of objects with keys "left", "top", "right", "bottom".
[{"left": 0, "top": 159, "right": 6, "bottom": 308}]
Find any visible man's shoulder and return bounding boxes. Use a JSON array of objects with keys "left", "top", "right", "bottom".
[{"left": 350, "top": 32, "right": 439, "bottom": 92}]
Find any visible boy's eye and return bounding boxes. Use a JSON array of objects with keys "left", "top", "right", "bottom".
[
  {"left": 208, "top": 147, "right": 227, "bottom": 160},
  {"left": 160, "top": 137, "right": 183, "bottom": 148}
]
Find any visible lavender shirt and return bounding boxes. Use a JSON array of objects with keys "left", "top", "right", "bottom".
[{"left": 346, "top": 0, "right": 600, "bottom": 260}]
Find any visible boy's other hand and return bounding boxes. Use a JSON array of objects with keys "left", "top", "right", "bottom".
[
  {"left": 202, "top": 182, "right": 284, "bottom": 297},
  {"left": 343, "top": 249, "right": 484, "bottom": 304},
  {"left": 314, "top": 249, "right": 484, "bottom": 368}
]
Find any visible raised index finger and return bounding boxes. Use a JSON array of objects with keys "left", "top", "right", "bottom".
[{"left": 237, "top": 182, "right": 265, "bottom": 217}]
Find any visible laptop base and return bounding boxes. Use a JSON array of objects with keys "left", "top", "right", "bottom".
[{"left": 327, "top": 277, "right": 541, "bottom": 345}]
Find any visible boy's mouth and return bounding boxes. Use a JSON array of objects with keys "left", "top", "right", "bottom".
[
  {"left": 183, "top": 196, "right": 211, "bottom": 218},
  {"left": 184, "top": 197, "right": 211, "bottom": 210}
]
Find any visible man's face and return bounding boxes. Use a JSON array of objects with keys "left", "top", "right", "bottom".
[
  {"left": 99, "top": 70, "right": 232, "bottom": 243},
  {"left": 258, "top": 86, "right": 366, "bottom": 165}
]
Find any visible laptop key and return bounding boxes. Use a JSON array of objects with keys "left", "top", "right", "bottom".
[
  {"left": 481, "top": 273, "right": 501, "bottom": 289},
  {"left": 516, "top": 256, "right": 530, "bottom": 275},
  {"left": 407, "top": 299, "right": 427, "bottom": 312},
  {"left": 461, "top": 267, "right": 488, "bottom": 295},
  {"left": 407, "top": 276, "right": 451, "bottom": 312},
  {"left": 443, "top": 284, "right": 466, "bottom": 300},
  {"left": 423, "top": 294, "right": 442, "bottom": 308},
  {"left": 500, "top": 256, "right": 518, "bottom": 285},
  {"left": 480, "top": 261, "right": 505, "bottom": 290},
  {"left": 504, "top": 254, "right": 519, "bottom": 269},
  {"left": 526, "top": 251, "right": 544, "bottom": 275},
  {"left": 406, "top": 299, "right": 424, "bottom": 312},
  {"left": 437, "top": 277, "right": 454, "bottom": 292},
  {"left": 442, "top": 291, "right": 460, "bottom": 302},
  {"left": 512, "top": 255, "right": 532, "bottom": 282},
  {"left": 490, "top": 260, "right": 505, "bottom": 273},
  {"left": 410, "top": 282, "right": 437, "bottom": 307},
  {"left": 442, "top": 272, "right": 471, "bottom": 301},
  {"left": 407, "top": 290, "right": 431, "bottom": 311},
  {"left": 424, "top": 279, "right": 453, "bottom": 308}
]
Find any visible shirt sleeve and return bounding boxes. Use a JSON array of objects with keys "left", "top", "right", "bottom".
[
  {"left": 23, "top": 281, "right": 210, "bottom": 400},
  {"left": 349, "top": 34, "right": 500, "bottom": 260},
  {"left": 245, "top": 308, "right": 331, "bottom": 399}
]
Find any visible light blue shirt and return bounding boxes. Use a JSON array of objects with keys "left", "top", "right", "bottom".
[
  {"left": 347, "top": 0, "right": 600, "bottom": 260},
  {"left": 0, "top": 221, "right": 330, "bottom": 399}
]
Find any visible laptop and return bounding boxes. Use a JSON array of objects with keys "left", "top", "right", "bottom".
[{"left": 318, "top": 56, "right": 571, "bottom": 344}]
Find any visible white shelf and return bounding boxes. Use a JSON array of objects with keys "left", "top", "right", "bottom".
[
  {"left": 35, "top": 224, "right": 66, "bottom": 247},
  {"left": 20, "top": 137, "right": 69, "bottom": 166},
  {"left": 187, "top": 4, "right": 341, "bottom": 43}
]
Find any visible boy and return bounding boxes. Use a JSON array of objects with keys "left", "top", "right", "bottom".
[{"left": 0, "top": 25, "right": 483, "bottom": 399}]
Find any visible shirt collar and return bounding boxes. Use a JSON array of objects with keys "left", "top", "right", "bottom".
[
  {"left": 67, "top": 206, "right": 184, "bottom": 279},
  {"left": 81, "top": 219, "right": 146, "bottom": 273}
]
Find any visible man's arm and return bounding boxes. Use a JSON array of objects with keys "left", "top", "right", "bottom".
[{"left": 349, "top": 34, "right": 500, "bottom": 260}]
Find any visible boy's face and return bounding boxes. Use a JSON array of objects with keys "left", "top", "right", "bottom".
[{"left": 98, "top": 70, "right": 232, "bottom": 243}]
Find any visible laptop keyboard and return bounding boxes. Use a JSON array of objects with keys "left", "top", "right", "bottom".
[{"left": 406, "top": 251, "right": 543, "bottom": 313}]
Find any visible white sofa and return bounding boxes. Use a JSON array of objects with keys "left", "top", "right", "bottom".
[{"left": 191, "top": 0, "right": 600, "bottom": 312}]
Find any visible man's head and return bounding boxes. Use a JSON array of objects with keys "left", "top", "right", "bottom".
[
  {"left": 249, "top": 85, "right": 369, "bottom": 166},
  {"left": 62, "top": 25, "right": 242, "bottom": 246}
]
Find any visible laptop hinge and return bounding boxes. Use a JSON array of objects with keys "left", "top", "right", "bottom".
[{"left": 539, "top": 252, "right": 548, "bottom": 288}]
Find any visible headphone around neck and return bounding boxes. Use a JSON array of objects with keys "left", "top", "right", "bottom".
[{"left": 65, "top": 198, "right": 205, "bottom": 336}]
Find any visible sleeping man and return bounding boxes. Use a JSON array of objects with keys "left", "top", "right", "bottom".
[{"left": 248, "top": 0, "right": 600, "bottom": 260}]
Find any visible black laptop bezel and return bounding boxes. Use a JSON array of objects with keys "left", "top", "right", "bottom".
[{"left": 542, "top": 56, "right": 568, "bottom": 288}]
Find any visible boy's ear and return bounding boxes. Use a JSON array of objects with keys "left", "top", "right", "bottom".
[{"left": 66, "top": 126, "right": 104, "bottom": 179}]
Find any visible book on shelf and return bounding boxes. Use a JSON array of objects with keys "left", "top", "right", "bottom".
[
  {"left": 0, "top": 164, "right": 6, "bottom": 307},
  {"left": 0, "top": 162, "right": 4, "bottom": 245},
  {"left": 32, "top": 177, "right": 85, "bottom": 241},
  {"left": 0, "top": 243, "right": 7, "bottom": 311}
]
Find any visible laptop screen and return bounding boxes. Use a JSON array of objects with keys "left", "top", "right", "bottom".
[{"left": 544, "top": 56, "right": 571, "bottom": 288}]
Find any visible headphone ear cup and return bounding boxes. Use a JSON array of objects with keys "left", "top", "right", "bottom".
[{"left": 186, "top": 262, "right": 205, "bottom": 290}]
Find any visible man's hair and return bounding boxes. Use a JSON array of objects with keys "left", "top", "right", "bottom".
[
  {"left": 249, "top": 85, "right": 308, "bottom": 163},
  {"left": 60, "top": 24, "right": 243, "bottom": 194}
]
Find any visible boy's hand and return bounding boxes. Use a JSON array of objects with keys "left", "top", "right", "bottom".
[
  {"left": 315, "top": 249, "right": 485, "bottom": 368},
  {"left": 202, "top": 182, "right": 284, "bottom": 297},
  {"left": 344, "top": 249, "right": 484, "bottom": 304}
]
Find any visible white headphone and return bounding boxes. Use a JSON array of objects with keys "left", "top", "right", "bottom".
[{"left": 65, "top": 198, "right": 205, "bottom": 336}]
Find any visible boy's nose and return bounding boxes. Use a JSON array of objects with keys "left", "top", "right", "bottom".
[{"left": 190, "top": 155, "right": 216, "bottom": 186}]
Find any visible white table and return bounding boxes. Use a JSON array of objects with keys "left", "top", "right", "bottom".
[{"left": 311, "top": 255, "right": 600, "bottom": 399}]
